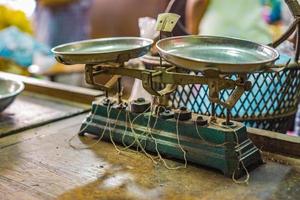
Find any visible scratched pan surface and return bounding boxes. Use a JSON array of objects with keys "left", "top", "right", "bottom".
[
  {"left": 156, "top": 35, "right": 279, "bottom": 73},
  {"left": 52, "top": 37, "right": 153, "bottom": 65}
]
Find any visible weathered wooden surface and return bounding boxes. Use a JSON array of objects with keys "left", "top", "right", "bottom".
[
  {"left": 0, "top": 114, "right": 299, "bottom": 200},
  {"left": 0, "top": 72, "right": 103, "bottom": 104},
  {"left": 0, "top": 92, "right": 89, "bottom": 138},
  {"left": 248, "top": 127, "right": 300, "bottom": 157}
]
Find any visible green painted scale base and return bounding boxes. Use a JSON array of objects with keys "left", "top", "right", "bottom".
[{"left": 79, "top": 101, "right": 263, "bottom": 178}]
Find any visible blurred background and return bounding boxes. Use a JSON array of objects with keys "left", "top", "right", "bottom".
[
  {"left": 0, "top": 0, "right": 169, "bottom": 84},
  {"left": 0, "top": 0, "right": 292, "bottom": 85}
]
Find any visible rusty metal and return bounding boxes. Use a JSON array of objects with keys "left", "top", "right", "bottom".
[
  {"left": 195, "top": 116, "right": 208, "bottom": 126},
  {"left": 174, "top": 107, "right": 192, "bottom": 121},
  {"left": 84, "top": 62, "right": 253, "bottom": 113},
  {"left": 159, "top": 109, "right": 175, "bottom": 119},
  {"left": 130, "top": 98, "right": 151, "bottom": 113}
]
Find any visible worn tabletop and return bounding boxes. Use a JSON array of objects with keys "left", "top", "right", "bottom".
[
  {"left": 0, "top": 92, "right": 89, "bottom": 138},
  {"left": 0, "top": 114, "right": 299, "bottom": 200}
]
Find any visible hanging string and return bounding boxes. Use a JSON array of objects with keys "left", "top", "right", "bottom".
[
  {"left": 68, "top": 102, "right": 112, "bottom": 150},
  {"left": 146, "top": 106, "right": 188, "bottom": 169},
  {"left": 209, "top": 120, "right": 250, "bottom": 184},
  {"left": 126, "top": 102, "right": 159, "bottom": 164},
  {"left": 121, "top": 110, "right": 130, "bottom": 147},
  {"left": 138, "top": 101, "right": 161, "bottom": 152},
  {"left": 131, "top": 104, "right": 153, "bottom": 153},
  {"left": 124, "top": 102, "right": 188, "bottom": 169},
  {"left": 107, "top": 108, "right": 123, "bottom": 154},
  {"left": 174, "top": 110, "right": 188, "bottom": 168},
  {"left": 194, "top": 121, "right": 233, "bottom": 147},
  {"left": 117, "top": 106, "right": 159, "bottom": 162},
  {"left": 70, "top": 98, "right": 184, "bottom": 168},
  {"left": 67, "top": 98, "right": 249, "bottom": 183},
  {"left": 120, "top": 104, "right": 153, "bottom": 151}
]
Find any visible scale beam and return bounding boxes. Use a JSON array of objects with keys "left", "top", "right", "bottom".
[{"left": 85, "top": 63, "right": 251, "bottom": 109}]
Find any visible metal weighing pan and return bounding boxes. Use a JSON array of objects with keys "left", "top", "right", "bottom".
[
  {"left": 52, "top": 37, "right": 153, "bottom": 65},
  {"left": 156, "top": 35, "right": 279, "bottom": 73},
  {"left": 0, "top": 77, "right": 24, "bottom": 113}
]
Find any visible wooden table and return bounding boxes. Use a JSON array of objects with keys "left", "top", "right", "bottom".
[{"left": 0, "top": 73, "right": 299, "bottom": 200}]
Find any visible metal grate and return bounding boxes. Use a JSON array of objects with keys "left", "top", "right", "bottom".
[{"left": 169, "top": 68, "right": 300, "bottom": 133}]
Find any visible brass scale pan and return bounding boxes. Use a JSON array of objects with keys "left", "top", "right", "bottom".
[{"left": 52, "top": 36, "right": 279, "bottom": 73}]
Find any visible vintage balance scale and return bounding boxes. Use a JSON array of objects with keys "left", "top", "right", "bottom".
[{"left": 51, "top": 1, "right": 300, "bottom": 177}]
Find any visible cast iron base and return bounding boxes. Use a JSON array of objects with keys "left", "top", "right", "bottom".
[{"left": 79, "top": 101, "right": 263, "bottom": 178}]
